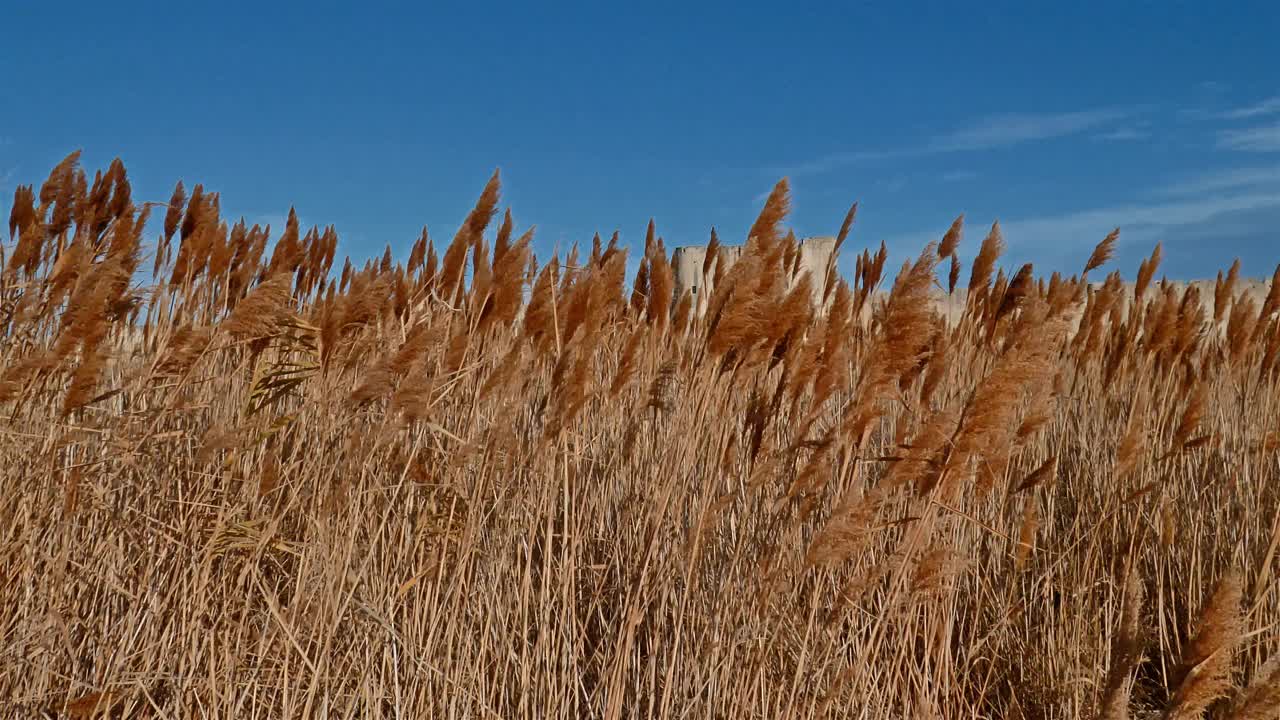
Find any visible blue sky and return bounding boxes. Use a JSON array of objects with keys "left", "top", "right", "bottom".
[{"left": 3, "top": 1, "right": 1278, "bottom": 280}]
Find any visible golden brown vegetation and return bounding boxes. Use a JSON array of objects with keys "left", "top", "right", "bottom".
[{"left": 2, "top": 153, "right": 1280, "bottom": 718}]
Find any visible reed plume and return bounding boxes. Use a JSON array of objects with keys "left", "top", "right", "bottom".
[
  {"left": 2, "top": 154, "right": 1278, "bottom": 720},
  {"left": 1098, "top": 569, "right": 1146, "bottom": 720},
  {"left": 1136, "top": 243, "right": 1163, "bottom": 303},
  {"left": 223, "top": 272, "right": 294, "bottom": 341},
  {"left": 938, "top": 214, "right": 963, "bottom": 259},
  {"left": 1227, "top": 653, "right": 1280, "bottom": 720},
  {"left": 747, "top": 178, "right": 790, "bottom": 250},
  {"left": 1084, "top": 228, "right": 1119, "bottom": 277},
  {"left": 647, "top": 246, "right": 674, "bottom": 333},
  {"left": 438, "top": 170, "right": 500, "bottom": 304},
  {"left": 1164, "top": 571, "right": 1243, "bottom": 720},
  {"left": 967, "top": 221, "right": 1006, "bottom": 305}
]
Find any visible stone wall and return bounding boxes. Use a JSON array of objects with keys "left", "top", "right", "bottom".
[
  {"left": 669, "top": 239, "right": 1268, "bottom": 332},
  {"left": 670, "top": 236, "right": 837, "bottom": 314}
]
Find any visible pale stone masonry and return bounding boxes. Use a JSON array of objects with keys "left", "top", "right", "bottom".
[
  {"left": 671, "top": 238, "right": 1271, "bottom": 332},
  {"left": 671, "top": 236, "right": 838, "bottom": 315}
]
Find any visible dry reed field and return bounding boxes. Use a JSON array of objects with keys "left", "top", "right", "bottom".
[{"left": 3, "top": 152, "right": 1280, "bottom": 719}]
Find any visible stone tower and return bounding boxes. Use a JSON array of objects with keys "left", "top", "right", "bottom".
[{"left": 670, "top": 236, "right": 837, "bottom": 315}]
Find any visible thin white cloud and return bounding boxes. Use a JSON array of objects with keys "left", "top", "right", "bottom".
[
  {"left": 1220, "top": 95, "right": 1280, "bottom": 120},
  {"left": 885, "top": 190, "right": 1280, "bottom": 266},
  {"left": 941, "top": 170, "right": 978, "bottom": 182},
  {"left": 1176, "top": 106, "right": 1214, "bottom": 121},
  {"left": 784, "top": 148, "right": 903, "bottom": 176},
  {"left": 1218, "top": 123, "right": 1280, "bottom": 152},
  {"left": 877, "top": 176, "right": 909, "bottom": 193},
  {"left": 784, "top": 107, "right": 1136, "bottom": 177},
  {"left": 1158, "top": 166, "right": 1280, "bottom": 196},
  {"left": 929, "top": 108, "right": 1132, "bottom": 152},
  {"left": 1179, "top": 95, "right": 1280, "bottom": 123},
  {"left": 1001, "top": 192, "right": 1280, "bottom": 248},
  {"left": 1095, "top": 127, "right": 1149, "bottom": 141}
]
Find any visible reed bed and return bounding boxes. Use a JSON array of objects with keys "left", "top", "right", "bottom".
[{"left": 2, "top": 153, "right": 1279, "bottom": 718}]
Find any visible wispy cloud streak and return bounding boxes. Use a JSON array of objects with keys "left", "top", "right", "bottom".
[
  {"left": 1158, "top": 166, "right": 1280, "bottom": 196},
  {"left": 1218, "top": 123, "right": 1280, "bottom": 152},
  {"left": 1219, "top": 95, "right": 1280, "bottom": 120},
  {"left": 930, "top": 108, "right": 1132, "bottom": 152},
  {"left": 785, "top": 107, "right": 1136, "bottom": 176},
  {"left": 884, "top": 190, "right": 1280, "bottom": 269}
]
